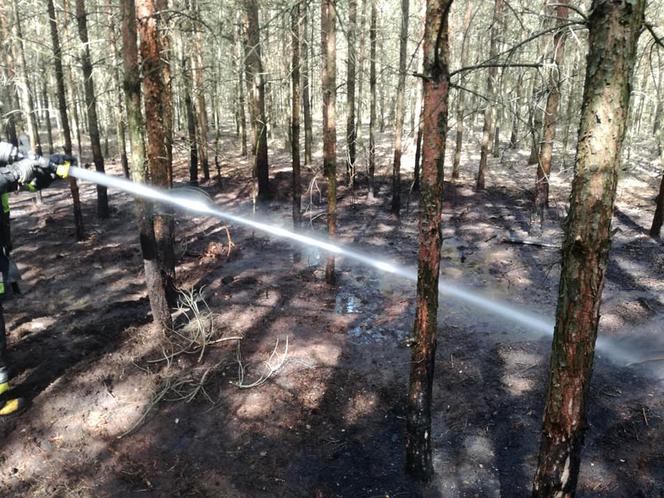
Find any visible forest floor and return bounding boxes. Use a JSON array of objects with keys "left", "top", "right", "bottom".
[{"left": 0, "top": 125, "right": 663, "bottom": 497}]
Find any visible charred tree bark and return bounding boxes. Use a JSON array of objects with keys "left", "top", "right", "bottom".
[
  {"left": 532, "top": 1, "right": 645, "bottom": 496},
  {"left": 291, "top": 4, "right": 302, "bottom": 228},
  {"left": 46, "top": 0, "right": 85, "bottom": 240},
  {"left": 389, "top": 0, "right": 409, "bottom": 215},
  {"left": 322, "top": 0, "right": 337, "bottom": 285},
  {"left": 242, "top": 0, "right": 269, "bottom": 202},
  {"left": 476, "top": 0, "right": 503, "bottom": 191},
  {"left": 368, "top": 0, "right": 377, "bottom": 199},
  {"left": 182, "top": 53, "right": 198, "bottom": 185},
  {"left": 76, "top": 0, "right": 109, "bottom": 219},
  {"left": 136, "top": 0, "right": 177, "bottom": 306},
  {"left": 651, "top": 166, "right": 664, "bottom": 238},
  {"left": 533, "top": 0, "right": 570, "bottom": 231},
  {"left": 121, "top": 0, "right": 172, "bottom": 334},
  {"left": 406, "top": 0, "right": 451, "bottom": 482}
]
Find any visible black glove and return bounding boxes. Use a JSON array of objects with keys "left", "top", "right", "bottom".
[{"left": 47, "top": 154, "right": 77, "bottom": 178}]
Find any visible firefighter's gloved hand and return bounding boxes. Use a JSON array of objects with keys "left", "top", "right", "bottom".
[
  {"left": 48, "top": 154, "right": 77, "bottom": 178},
  {"left": 14, "top": 158, "right": 56, "bottom": 191}
]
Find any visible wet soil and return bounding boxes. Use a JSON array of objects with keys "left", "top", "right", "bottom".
[{"left": 0, "top": 127, "right": 663, "bottom": 497}]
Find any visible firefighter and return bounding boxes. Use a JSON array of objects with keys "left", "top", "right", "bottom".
[{"left": 0, "top": 141, "right": 73, "bottom": 416}]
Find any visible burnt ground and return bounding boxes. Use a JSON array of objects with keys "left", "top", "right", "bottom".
[{"left": 0, "top": 125, "right": 663, "bottom": 497}]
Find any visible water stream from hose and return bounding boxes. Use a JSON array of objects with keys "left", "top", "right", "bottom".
[{"left": 69, "top": 167, "right": 649, "bottom": 368}]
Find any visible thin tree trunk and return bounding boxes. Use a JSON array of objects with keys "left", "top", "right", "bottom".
[
  {"left": 291, "top": 3, "right": 302, "bottom": 228},
  {"left": 390, "top": 0, "right": 409, "bottom": 215},
  {"left": 322, "top": 0, "right": 337, "bottom": 285},
  {"left": 137, "top": 0, "right": 177, "bottom": 305},
  {"left": 121, "top": 0, "right": 172, "bottom": 334},
  {"left": 346, "top": 0, "right": 357, "bottom": 185},
  {"left": 651, "top": 169, "right": 664, "bottom": 238},
  {"left": 476, "top": 0, "right": 503, "bottom": 191},
  {"left": 367, "top": 0, "right": 377, "bottom": 199},
  {"left": 155, "top": 0, "right": 173, "bottom": 187},
  {"left": 242, "top": 0, "right": 269, "bottom": 202},
  {"left": 452, "top": 0, "right": 473, "bottom": 181},
  {"left": 301, "top": 5, "right": 313, "bottom": 165},
  {"left": 533, "top": 0, "right": 570, "bottom": 231},
  {"left": 192, "top": 0, "right": 209, "bottom": 181},
  {"left": 234, "top": 18, "right": 248, "bottom": 157},
  {"left": 182, "top": 51, "right": 198, "bottom": 184},
  {"left": 46, "top": 0, "right": 84, "bottom": 240},
  {"left": 12, "top": 0, "right": 41, "bottom": 155},
  {"left": 406, "top": 0, "right": 452, "bottom": 482},
  {"left": 76, "top": 0, "right": 109, "bottom": 219},
  {"left": 412, "top": 99, "right": 423, "bottom": 191},
  {"left": 532, "top": 1, "right": 645, "bottom": 495},
  {"left": 106, "top": 0, "right": 130, "bottom": 177},
  {"left": 356, "top": 0, "right": 368, "bottom": 129},
  {"left": 42, "top": 79, "right": 54, "bottom": 154}
]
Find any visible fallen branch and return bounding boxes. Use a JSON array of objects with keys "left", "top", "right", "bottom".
[{"left": 501, "top": 237, "right": 559, "bottom": 249}]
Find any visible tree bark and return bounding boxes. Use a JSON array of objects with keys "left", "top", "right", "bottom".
[
  {"left": 346, "top": 0, "right": 357, "bottom": 185},
  {"left": 390, "top": 0, "right": 409, "bottom": 215},
  {"left": 532, "top": 1, "right": 645, "bottom": 496},
  {"left": 121, "top": 0, "right": 172, "bottom": 334},
  {"left": 406, "top": 0, "right": 451, "bottom": 482},
  {"left": 76, "top": 0, "right": 109, "bottom": 219},
  {"left": 136, "top": 0, "right": 177, "bottom": 305},
  {"left": 46, "top": 0, "right": 85, "bottom": 240},
  {"left": 155, "top": 0, "right": 173, "bottom": 187},
  {"left": 182, "top": 51, "right": 198, "bottom": 185},
  {"left": 291, "top": 3, "right": 302, "bottom": 228},
  {"left": 368, "top": 0, "right": 377, "bottom": 199},
  {"left": 322, "top": 0, "right": 337, "bottom": 285},
  {"left": 242, "top": 0, "right": 269, "bottom": 202},
  {"left": 192, "top": 0, "right": 209, "bottom": 181},
  {"left": 302, "top": 5, "right": 313, "bottom": 165},
  {"left": 41, "top": 79, "right": 54, "bottom": 154},
  {"left": 476, "top": 0, "right": 503, "bottom": 191},
  {"left": 533, "top": 0, "right": 570, "bottom": 231}
]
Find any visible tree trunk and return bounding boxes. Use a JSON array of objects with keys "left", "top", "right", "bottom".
[
  {"left": 302, "top": 5, "right": 313, "bottom": 165},
  {"left": 182, "top": 52, "right": 198, "bottom": 185},
  {"left": 234, "top": 17, "right": 248, "bottom": 157},
  {"left": 406, "top": 0, "right": 451, "bottom": 482},
  {"left": 368, "top": 0, "right": 377, "bottom": 199},
  {"left": 12, "top": 0, "right": 41, "bottom": 155},
  {"left": 121, "top": 0, "right": 172, "bottom": 334},
  {"left": 76, "top": 0, "right": 109, "bottom": 219},
  {"left": 412, "top": 99, "right": 423, "bottom": 192},
  {"left": 192, "top": 1, "right": 209, "bottom": 181},
  {"left": 136, "top": 0, "right": 177, "bottom": 306},
  {"left": 322, "top": 0, "right": 337, "bottom": 285},
  {"left": 242, "top": 0, "right": 269, "bottom": 202},
  {"left": 452, "top": 0, "right": 473, "bottom": 181},
  {"left": 155, "top": 0, "right": 173, "bottom": 187},
  {"left": 476, "top": 0, "right": 503, "bottom": 191},
  {"left": 291, "top": 4, "right": 302, "bottom": 228},
  {"left": 346, "top": 0, "right": 357, "bottom": 185},
  {"left": 46, "top": 0, "right": 85, "bottom": 240},
  {"left": 651, "top": 170, "right": 664, "bottom": 238},
  {"left": 390, "top": 0, "right": 409, "bottom": 215},
  {"left": 532, "top": 1, "right": 645, "bottom": 496},
  {"left": 106, "top": 0, "right": 130, "bottom": 177},
  {"left": 41, "top": 79, "right": 54, "bottom": 154},
  {"left": 533, "top": 0, "right": 570, "bottom": 231}
]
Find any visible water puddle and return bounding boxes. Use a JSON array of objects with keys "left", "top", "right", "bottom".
[{"left": 335, "top": 293, "right": 362, "bottom": 314}]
